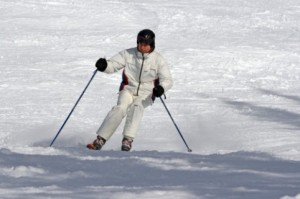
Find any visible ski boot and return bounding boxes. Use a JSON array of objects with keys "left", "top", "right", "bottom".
[
  {"left": 87, "top": 135, "right": 106, "bottom": 150},
  {"left": 121, "top": 137, "right": 133, "bottom": 151}
]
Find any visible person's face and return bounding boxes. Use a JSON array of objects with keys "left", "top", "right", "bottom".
[{"left": 138, "top": 43, "right": 152, "bottom": 54}]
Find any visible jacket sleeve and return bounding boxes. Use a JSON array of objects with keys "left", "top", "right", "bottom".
[
  {"left": 103, "top": 50, "right": 126, "bottom": 74},
  {"left": 158, "top": 56, "right": 173, "bottom": 92}
]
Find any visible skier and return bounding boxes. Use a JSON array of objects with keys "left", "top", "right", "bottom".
[{"left": 87, "top": 29, "right": 173, "bottom": 151}]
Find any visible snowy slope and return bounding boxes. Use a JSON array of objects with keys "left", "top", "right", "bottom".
[
  {"left": 0, "top": 148, "right": 300, "bottom": 199},
  {"left": 1, "top": 0, "right": 300, "bottom": 198}
]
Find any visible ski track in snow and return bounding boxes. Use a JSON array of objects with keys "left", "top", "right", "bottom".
[{"left": 1, "top": 0, "right": 300, "bottom": 198}]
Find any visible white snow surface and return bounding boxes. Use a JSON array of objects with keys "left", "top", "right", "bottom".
[{"left": 1, "top": 0, "right": 300, "bottom": 198}]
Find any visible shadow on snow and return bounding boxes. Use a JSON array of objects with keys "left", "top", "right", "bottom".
[
  {"left": 221, "top": 98, "right": 300, "bottom": 130},
  {"left": 258, "top": 88, "right": 300, "bottom": 105},
  {"left": 0, "top": 148, "right": 299, "bottom": 199}
]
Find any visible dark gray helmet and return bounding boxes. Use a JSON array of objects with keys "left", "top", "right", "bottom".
[{"left": 137, "top": 29, "right": 155, "bottom": 49}]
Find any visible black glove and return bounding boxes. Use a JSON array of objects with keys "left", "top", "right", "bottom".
[
  {"left": 153, "top": 85, "right": 164, "bottom": 97},
  {"left": 95, "top": 58, "right": 107, "bottom": 72}
]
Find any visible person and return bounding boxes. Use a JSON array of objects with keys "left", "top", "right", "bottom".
[{"left": 87, "top": 29, "right": 173, "bottom": 151}]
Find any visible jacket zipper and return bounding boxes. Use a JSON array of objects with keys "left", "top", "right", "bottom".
[{"left": 136, "top": 54, "right": 145, "bottom": 96}]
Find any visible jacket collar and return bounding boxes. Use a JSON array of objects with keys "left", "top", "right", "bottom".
[{"left": 135, "top": 48, "right": 152, "bottom": 59}]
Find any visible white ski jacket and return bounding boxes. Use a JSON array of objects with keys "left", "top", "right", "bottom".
[{"left": 104, "top": 47, "right": 173, "bottom": 97}]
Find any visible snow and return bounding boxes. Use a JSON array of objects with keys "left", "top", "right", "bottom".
[
  {"left": 0, "top": 148, "right": 299, "bottom": 199},
  {"left": 1, "top": 0, "right": 300, "bottom": 198}
]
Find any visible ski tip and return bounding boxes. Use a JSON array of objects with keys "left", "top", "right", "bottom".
[{"left": 87, "top": 144, "right": 96, "bottom": 150}]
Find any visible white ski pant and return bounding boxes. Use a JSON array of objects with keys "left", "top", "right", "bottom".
[{"left": 96, "top": 90, "right": 153, "bottom": 140}]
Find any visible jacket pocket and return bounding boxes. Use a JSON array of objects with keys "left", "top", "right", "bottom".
[{"left": 142, "top": 67, "right": 157, "bottom": 82}]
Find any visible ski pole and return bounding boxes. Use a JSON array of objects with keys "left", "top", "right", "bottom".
[
  {"left": 50, "top": 69, "right": 98, "bottom": 147},
  {"left": 159, "top": 96, "right": 192, "bottom": 152}
]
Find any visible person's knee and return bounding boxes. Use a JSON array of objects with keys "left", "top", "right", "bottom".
[
  {"left": 111, "top": 105, "right": 127, "bottom": 116},
  {"left": 132, "top": 101, "right": 145, "bottom": 112}
]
